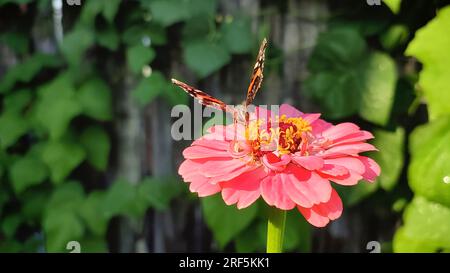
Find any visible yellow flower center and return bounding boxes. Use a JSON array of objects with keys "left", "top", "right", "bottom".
[{"left": 244, "top": 115, "right": 312, "bottom": 156}]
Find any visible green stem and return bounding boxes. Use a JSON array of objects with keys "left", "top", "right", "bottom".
[{"left": 266, "top": 207, "right": 286, "bottom": 253}]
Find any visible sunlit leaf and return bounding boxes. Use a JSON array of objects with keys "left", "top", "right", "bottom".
[
  {"left": 406, "top": 6, "right": 450, "bottom": 119},
  {"left": 370, "top": 128, "right": 405, "bottom": 191},
  {"left": 393, "top": 197, "right": 450, "bottom": 252},
  {"left": 408, "top": 116, "right": 450, "bottom": 207}
]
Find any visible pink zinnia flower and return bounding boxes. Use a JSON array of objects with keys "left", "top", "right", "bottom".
[{"left": 179, "top": 104, "right": 380, "bottom": 227}]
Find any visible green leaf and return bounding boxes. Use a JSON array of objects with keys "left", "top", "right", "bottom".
[
  {"left": 187, "top": 0, "right": 217, "bottom": 17},
  {"left": 0, "top": 31, "right": 28, "bottom": 54},
  {"left": 221, "top": 16, "right": 253, "bottom": 54},
  {"left": 370, "top": 128, "right": 405, "bottom": 191},
  {"left": 126, "top": 45, "right": 156, "bottom": 74},
  {"left": 0, "top": 53, "right": 61, "bottom": 94},
  {"left": 79, "top": 0, "right": 121, "bottom": 25},
  {"left": 44, "top": 182, "right": 85, "bottom": 252},
  {"left": 79, "top": 191, "right": 109, "bottom": 236},
  {"left": 308, "top": 28, "right": 366, "bottom": 72},
  {"left": 122, "top": 24, "right": 167, "bottom": 46},
  {"left": 43, "top": 210, "right": 84, "bottom": 252},
  {"left": 201, "top": 194, "right": 258, "bottom": 248},
  {"left": 383, "top": 0, "right": 402, "bottom": 14},
  {"left": 101, "top": 0, "right": 121, "bottom": 23},
  {"left": 305, "top": 28, "right": 397, "bottom": 125},
  {"left": 46, "top": 182, "right": 85, "bottom": 212},
  {"left": 161, "top": 84, "right": 188, "bottom": 106},
  {"left": 101, "top": 179, "right": 136, "bottom": 218},
  {"left": 78, "top": 236, "right": 108, "bottom": 253},
  {"left": 3, "top": 89, "right": 32, "bottom": 114},
  {"left": 61, "top": 27, "right": 95, "bottom": 67},
  {"left": 234, "top": 222, "right": 266, "bottom": 253},
  {"left": 283, "top": 210, "right": 312, "bottom": 252},
  {"left": 408, "top": 116, "right": 450, "bottom": 207},
  {"left": 77, "top": 78, "right": 112, "bottom": 121},
  {"left": 393, "top": 196, "right": 450, "bottom": 252},
  {"left": 137, "top": 176, "right": 185, "bottom": 211},
  {"left": 149, "top": 0, "right": 190, "bottom": 26},
  {"left": 380, "top": 24, "right": 409, "bottom": 51},
  {"left": 132, "top": 71, "right": 166, "bottom": 106},
  {"left": 358, "top": 52, "right": 397, "bottom": 125},
  {"left": 184, "top": 40, "right": 231, "bottom": 78},
  {"left": 80, "top": 126, "right": 110, "bottom": 171},
  {"left": 405, "top": 6, "right": 450, "bottom": 119},
  {"left": 35, "top": 74, "right": 82, "bottom": 139},
  {"left": 335, "top": 182, "right": 379, "bottom": 206},
  {"left": 20, "top": 189, "right": 49, "bottom": 221},
  {"left": 10, "top": 154, "right": 48, "bottom": 194},
  {"left": 182, "top": 16, "right": 211, "bottom": 42},
  {"left": 1, "top": 214, "right": 22, "bottom": 238},
  {"left": 41, "top": 140, "right": 86, "bottom": 184},
  {"left": 96, "top": 23, "right": 120, "bottom": 51},
  {"left": 0, "top": 112, "right": 28, "bottom": 149}
]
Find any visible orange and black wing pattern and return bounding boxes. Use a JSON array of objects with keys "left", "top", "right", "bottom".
[
  {"left": 245, "top": 38, "right": 267, "bottom": 107},
  {"left": 171, "top": 79, "right": 231, "bottom": 113}
]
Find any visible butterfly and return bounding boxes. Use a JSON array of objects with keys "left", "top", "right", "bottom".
[{"left": 172, "top": 38, "right": 268, "bottom": 126}]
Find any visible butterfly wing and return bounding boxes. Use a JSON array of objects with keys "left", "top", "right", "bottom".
[
  {"left": 171, "top": 78, "right": 233, "bottom": 113},
  {"left": 245, "top": 38, "right": 267, "bottom": 107}
]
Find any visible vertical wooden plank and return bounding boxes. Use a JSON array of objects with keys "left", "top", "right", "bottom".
[
  {"left": 115, "top": 73, "right": 145, "bottom": 253},
  {"left": 149, "top": 98, "right": 174, "bottom": 253}
]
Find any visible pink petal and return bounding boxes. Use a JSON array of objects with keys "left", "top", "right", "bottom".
[
  {"left": 318, "top": 164, "right": 349, "bottom": 177},
  {"left": 286, "top": 165, "right": 333, "bottom": 204},
  {"left": 321, "top": 123, "right": 360, "bottom": 140},
  {"left": 280, "top": 172, "right": 314, "bottom": 208},
  {"left": 310, "top": 118, "right": 333, "bottom": 135},
  {"left": 321, "top": 142, "right": 377, "bottom": 157},
  {"left": 292, "top": 155, "right": 324, "bottom": 170},
  {"left": 328, "top": 131, "right": 374, "bottom": 147},
  {"left": 324, "top": 157, "right": 366, "bottom": 174},
  {"left": 280, "top": 104, "right": 302, "bottom": 118},
  {"left": 298, "top": 188, "right": 343, "bottom": 227},
  {"left": 192, "top": 139, "right": 230, "bottom": 150},
  {"left": 200, "top": 158, "right": 247, "bottom": 178},
  {"left": 183, "top": 145, "right": 231, "bottom": 159},
  {"left": 208, "top": 164, "right": 255, "bottom": 184},
  {"left": 318, "top": 163, "right": 362, "bottom": 186},
  {"left": 206, "top": 124, "right": 246, "bottom": 141},
  {"left": 301, "top": 113, "right": 321, "bottom": 124},
  {"left": 221, "top": 167, "right": 267, "bottom": 209},
  {"left": 179, "top": 159, "right": 207, "bottom": 180},
  {"left": 328, "top": 170, "right": 363, "bottom": 186},
  {"left": 188, "top": 174, "right": 221, "bottom": 197},
  {"left": 359, "top": 156, "right": 381, "bottom": 182},
  {"left": 252, "top": 106, "right": 274, "bottom": 121},
  {"left": 260, "top": 174, "right": 296, "bottom": 210}
]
